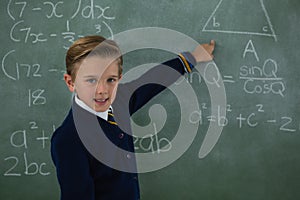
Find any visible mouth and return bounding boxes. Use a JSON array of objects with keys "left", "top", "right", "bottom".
[{"left": 94, "top": 98, "right": 109, "bottom": 105}]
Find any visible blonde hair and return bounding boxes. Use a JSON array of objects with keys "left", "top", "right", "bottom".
[{"left": 65, "top": 35, "right": 123, "bottom": 81}]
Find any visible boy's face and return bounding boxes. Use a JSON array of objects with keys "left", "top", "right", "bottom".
[{"left": 65, "top": 56, "right": 121, "bottom": 112}]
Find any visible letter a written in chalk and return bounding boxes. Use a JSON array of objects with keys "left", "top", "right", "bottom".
[{"left": 243, "top": 40, "right": 259, "bottom": 62}]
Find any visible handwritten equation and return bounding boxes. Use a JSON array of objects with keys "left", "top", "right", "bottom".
[
  {"left": 3, "top": 121, "right": 55, "bottom": 177},
  {"left": 7, "top": 0, "right": 115, "bottom": 48},
  {"left": 130, "top": 101, "right": 299, "bottom": 157},
  {"left": 176, "top": 39, "right": 286, "bottom": 98},
  {"left": 189, "top": 104, "right": 300, "bottom": 133}
]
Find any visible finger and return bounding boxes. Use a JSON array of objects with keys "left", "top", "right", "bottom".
[{"left": 210, "top": 40, "right": 215, "bottom": 50}]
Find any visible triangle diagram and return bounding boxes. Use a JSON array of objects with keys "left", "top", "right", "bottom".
[{"left": 202, "top": 0, "right": 277, "bottom": 41}]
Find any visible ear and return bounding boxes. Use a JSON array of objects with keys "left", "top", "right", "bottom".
[{"left": 64, "top": 74, "right": 75, "bottom": 92}]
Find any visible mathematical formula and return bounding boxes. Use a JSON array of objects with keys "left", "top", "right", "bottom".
[
  {"left": 3, "top": 121, "right": 54, "bottom": 177},
  {"left": 189, "top": 103, "right": 299, "bottom": 133},
  {"left": 7, "top": 0, "right": 115, "bottom": 48},
  {"left": 175, "top": 39, "right": 286, "bottom": 98}
]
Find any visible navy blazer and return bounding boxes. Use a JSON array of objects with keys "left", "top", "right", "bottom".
[{"left": 51, "top": 56, "right": 194, "bottom": 200}]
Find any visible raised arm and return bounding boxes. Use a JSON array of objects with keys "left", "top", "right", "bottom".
[{"left": 115, "top": 41, "right": 216, "bottom": 116}]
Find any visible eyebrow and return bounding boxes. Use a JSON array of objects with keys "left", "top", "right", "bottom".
[
  {"left": 83, "top": 75, "right": 98, "bottom": 79},
  {"left": 83, "top": 75, "right": 119, "bottom": 79}
]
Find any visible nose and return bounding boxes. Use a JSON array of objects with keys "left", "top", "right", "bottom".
[{"left": 96, "top": 82, "right": 107, "bottom": 94}]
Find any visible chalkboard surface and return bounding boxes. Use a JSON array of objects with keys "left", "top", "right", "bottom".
[{"left": 1, "top": 0, "right": 300, "bottom": 199}]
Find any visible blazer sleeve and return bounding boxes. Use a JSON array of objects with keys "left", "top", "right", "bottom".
[
  {"left": 124, "top": 55, "right": 195, "bottom": 115},
  {"left": 51, "top": 127, "right": 95, "bottom": 200}
]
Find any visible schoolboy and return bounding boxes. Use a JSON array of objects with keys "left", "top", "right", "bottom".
[{"left": 51, "top": 35, "right": 215, "bottom": 200}]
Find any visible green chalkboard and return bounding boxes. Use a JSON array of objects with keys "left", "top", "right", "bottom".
[{"left": 1, "top": 0, "right": 300, "bottom": 199}]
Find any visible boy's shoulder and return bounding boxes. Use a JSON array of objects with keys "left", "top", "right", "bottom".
[
  {"left": 51, "top": 109, "right": 78, "bottom": 145},
  {"left": 50, "top": 108, "right": 91, "bottom": 165}
]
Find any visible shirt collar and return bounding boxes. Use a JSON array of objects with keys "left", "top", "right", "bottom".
[{"left": 74, "top": 95, "right": 109, "bottom": 121}]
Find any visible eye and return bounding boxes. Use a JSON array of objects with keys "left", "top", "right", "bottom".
[
  {"left": 107, "top": 78, "right": 117, "bottom": 83},
  {"left": 86, "top": 79, "right": 97, "bottom": 84}
]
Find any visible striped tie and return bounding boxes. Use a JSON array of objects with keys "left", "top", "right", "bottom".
[{"left": 107, "top": 109, "right": 117, "bottom": 125}]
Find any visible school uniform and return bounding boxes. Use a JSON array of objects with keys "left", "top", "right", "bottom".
[{"left": 51, "top": 53, "right": 195, "bottom": 200}]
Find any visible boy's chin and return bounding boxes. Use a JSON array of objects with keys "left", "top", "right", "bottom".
[{"left": 93, "top": 99, "right": 111, "bottom": 112}]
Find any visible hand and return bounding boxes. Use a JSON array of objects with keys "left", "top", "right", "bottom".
[{"left": 192, "top": 40, "right": 215, "bottom": 63}]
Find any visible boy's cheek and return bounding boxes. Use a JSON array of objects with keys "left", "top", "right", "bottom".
[{"left": 110, "top": 89, "right": 118, "bottom": 103}]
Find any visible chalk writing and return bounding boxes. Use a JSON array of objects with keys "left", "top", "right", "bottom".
[
  {"left": 134, "top": 123, "right": 172, "bottom": 154},
  {"left": 202, "top": 0, "right": 277, "bottom": 41},
  {"left": 240, "top": 40, "right": 285, "bottom": 97},
  {"left": 189, "top": 103, "right": 299, "bottom": 134},
  {"left": 174, "top": 59, "right": 285, "bottom": 97},
  {"left": 28, "top": 89, "right": 46, "bottom": 107},
  {"left": 10, "top": 20, "right": 48, "bottom": 44},
  {"left": 2, "top": 50, "right": 43, "bottom": 81},
  {"left": 243, "top": 40, "right": 260, "bottom": 61},
  {"left": 7, "top": 0, "right": 115, "bottom": 47},
  {"left": 4, "top": 153, "right": 50, "bottom": 176},
  {"left": 43, "top": 1, "right": 64, "bottom": 18},
  {"left": 175, "top": 62, "right": 222, "bottom": 87},
  {"left": 3, "top": 122, "right": 55, "bottom": 177},
  {"left": 1, "top": 49, "right": 67, "bottom": 83}
]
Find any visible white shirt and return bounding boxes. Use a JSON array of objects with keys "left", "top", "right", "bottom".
[{"left": 75, "top": 95, "right": 109, "bottom": 121}]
